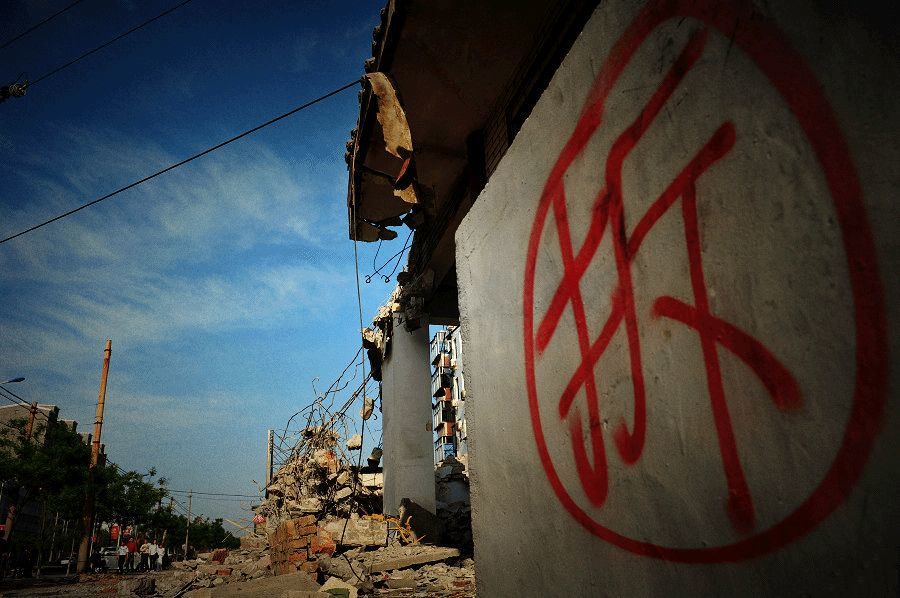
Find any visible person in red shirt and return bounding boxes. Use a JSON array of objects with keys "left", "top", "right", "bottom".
[{"left": 126, "top": 537, "right": 138, "bottom": 572}]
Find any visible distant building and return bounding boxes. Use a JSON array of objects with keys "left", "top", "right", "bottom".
[
  {"left": 0, "top": 403, "right": 88, "bottom": 542},
  {"left": 429, "top": 327, "right": 467, "bottom": 464}
]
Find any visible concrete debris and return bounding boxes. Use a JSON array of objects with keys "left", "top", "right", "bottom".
[
  {"left": 385, "top": 570, "right": 416, "bottom": 589},
  {"left": 363, "top": 545, "right": 461, "bottom": 573},
  {"left": 321, "top": 576, "right": 359, "bottom": 598},
  {"left": 317, "top": 543, "right": 471, "bottom": 597},
  {"left": 363, "top": 72, "right": 414, "bottom": 163},
  {"left": 346, "top": 434, "right": 363, "bottom": 450},
  {"left": 239, "top": 534, "right": 267, "bottom": 550},
  {"left": 434, "top": 456, "right": 472, "bottom": 550},
  {"left": 117, "top": 576, "right": 155, "bottom": 596},
  {"left": 360, "top": 396, "right": 375, "bottom": 420},
  {"left": 322, "top": 514, "right": 388, "bottom": 547},
  {"left": 257, "top": 414, "right": 382, "bottom": 523}
]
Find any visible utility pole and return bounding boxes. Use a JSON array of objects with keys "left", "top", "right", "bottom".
[
  {"left": 183, "top": 490, "right": 192, "bottom": 561},
  {"left": 265, "top": 429, "right": 274, "bottom": 498},
  {"left": 24, "top": 401, "right": 38, "bottom": 439},
  {"left": 76, "top": 339, "right": 112, "bottom": 573}
]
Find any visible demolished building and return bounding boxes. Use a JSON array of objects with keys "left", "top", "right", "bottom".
[{"left": 344, "top": 0, "right": 899, "bottom": 596}]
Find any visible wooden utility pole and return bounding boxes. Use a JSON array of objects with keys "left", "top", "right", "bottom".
[
  {"left": 76, "top": 339, "right": 112, "bottom": 573},
  {"left": 24, "top": 401, "right": 38, "bottom": 439},
  {"left": 265, "top": 429, "right": 274, "bottom": 498},
  {"left": 183, "top": 490, "right": 192, "bottom": 561}
]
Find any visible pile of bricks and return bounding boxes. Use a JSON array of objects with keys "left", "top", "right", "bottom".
[{"left": 267, "top": 515, "right": 337, "bottom": 575}]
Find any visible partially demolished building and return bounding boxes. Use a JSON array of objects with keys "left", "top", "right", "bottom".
[{"left": 345, "top": 0, "right": 898, "bottom": 596}]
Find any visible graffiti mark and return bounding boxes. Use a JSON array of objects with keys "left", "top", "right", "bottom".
[
  {"left": 536, "top": 27, "right": 800, "bottom": 535},
  {"left": 523, "top": 0, "right": 886, "bottom": 563}
]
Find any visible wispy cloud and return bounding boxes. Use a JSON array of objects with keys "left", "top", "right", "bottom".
[{"left": 0, "top": 122, "right": 352, "bottom": 388}]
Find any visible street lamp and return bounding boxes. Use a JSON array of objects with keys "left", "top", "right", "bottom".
[{"left": 0, "top": 377, "right": 25, "bottom": 384}]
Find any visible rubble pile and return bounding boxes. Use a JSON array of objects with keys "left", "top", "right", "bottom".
[
  {"left": 318, "top": 544, "right": 474, "bottom": 597},
  {"left": 169, "top": 547, "right": 274, "bottom": 590},
  {"left": 434, "top": 457, "right": 472, "bottom": 551},
  {"left": 256, "top": 424, "right": 383, "bottom": 523}
]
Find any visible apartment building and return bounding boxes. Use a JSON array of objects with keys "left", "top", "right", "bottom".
[{"left": 429, "top": 327, "right": 467, "bottom": 465}]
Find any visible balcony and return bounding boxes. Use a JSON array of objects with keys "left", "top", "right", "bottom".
[
  {"left": 432, "top": 404, "right": 455, "bottom": 429},
  {"left": 431, "top": 368, "right": 452, "bottom": 397},
  {"left": 435, "top": 421, "right": 455, "bottom": 438},
  {"left": 433, "top": 353, "right": 451, "bottom": 369},
  {"left": 429, "top": 331, "right": 448, "bottom": 364}
]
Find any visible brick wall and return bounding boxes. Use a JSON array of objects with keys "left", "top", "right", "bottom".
[{"left": 267, "top": 515, "right": 336, "bottom": 576}]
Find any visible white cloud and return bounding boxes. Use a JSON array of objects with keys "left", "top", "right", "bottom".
[{"left": 0, "top": 123, "right": 354, "bottom": 387}]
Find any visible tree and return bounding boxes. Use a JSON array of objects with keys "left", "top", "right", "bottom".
[
  {"left": 94, "top": 466, "right": 167, "bottom": 534},
  {"left": 0, "top": 418, "right": 91, "bottom": 541}
]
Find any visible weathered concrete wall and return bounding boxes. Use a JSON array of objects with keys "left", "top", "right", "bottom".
[
  {"left": 457, "top": 1, "right": 898, "bottom": 595},
  {"left": 382, "top": 312, "right": 436, "bottom": 516}
]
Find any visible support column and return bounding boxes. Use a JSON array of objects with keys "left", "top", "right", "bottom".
[{"left": 381, "top": 311, "right": 436, "bottom": 516}]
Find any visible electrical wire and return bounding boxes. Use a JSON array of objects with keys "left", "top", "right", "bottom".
[
  {"left": 25, "top": 0, "right": 196, "bottom": 88},
  {"left": 0, "top": 0, "right": 90, "bottom": 51},
  {"left": 0, "top": 77, "right": 361, "bottom": 245},
  {"left": 340, "top": 162, "right": 370, "bottom": 548},
  {"left": 279, "top": 345, "right": 363, "bottom": 442},
  {"left": 364, "top": 229, "right": 413, "bottom": 283},
  {"left": 0, "top": 385, "right": 53, "bottom": 421},
  {"left": 167, "top": 490, "right": 258, "bottom": 498}
]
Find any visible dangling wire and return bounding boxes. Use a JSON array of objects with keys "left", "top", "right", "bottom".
[{"left": 364, "top": 229, "right": 413, "bottom": 283}]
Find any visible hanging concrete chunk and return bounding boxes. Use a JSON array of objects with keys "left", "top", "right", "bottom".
[
  {"left": 360, "top": 396, "right": 375, "bottom": 420},
  {"left": 345, "top": 434, "right": 362, "bottom": 450},
  {"left": 364, "top": 72, "right": 413, "bottom": 161}
]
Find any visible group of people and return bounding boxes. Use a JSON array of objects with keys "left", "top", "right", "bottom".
[{"left": 103, "top": 536, "right": 167, "bottom": 573}]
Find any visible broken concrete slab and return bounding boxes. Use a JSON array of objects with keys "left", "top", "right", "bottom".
[
  {"left": 321, "top": 576, "right": 358, "bottom": 598},
  {"left": 323, "top": 516, "right": 388, "bottom": 547},
  {"left": 385, "top": 569, "right": 417, "bottom": 589},
  {"left": 206, "top": 571, "right": 320, "bottom": 597},
  {"left": 361, "top": 545, "right": 460, "bottom": 573}
]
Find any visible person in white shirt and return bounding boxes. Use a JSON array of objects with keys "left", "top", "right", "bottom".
[
  {"left": 139, "top": 540, "right": 150, "bottom": 571},
  {"left": 156, "top": 544, "right": 165, "bottom": 571},
  {"left": 116, "top": 543, "right": 128, "bottom": 574},
  {"left": 148, "top": 540, "right": 158, "bottom": 572}
]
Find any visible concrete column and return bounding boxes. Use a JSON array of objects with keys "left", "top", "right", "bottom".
[{"left": 381, "top": 311, "right": 436, "bottom": 516}]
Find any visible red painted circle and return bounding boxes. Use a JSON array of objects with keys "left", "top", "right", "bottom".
[{"left": 523, "top": 0, "right": 886, "bottom": 562}]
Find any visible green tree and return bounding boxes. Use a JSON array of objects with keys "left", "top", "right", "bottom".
[
  {"left": 94, "top": 465, "right": 167, "bottom": 535},
  {"left": 0, "top": 419, "right": 91, "bottom": 541}
]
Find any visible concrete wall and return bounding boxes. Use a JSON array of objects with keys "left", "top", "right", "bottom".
[
  {"left": 456, "top": 1, "right": 898, "bottom": 595},
  {"left": 381, "top": 312, "right": 436, "bottom": 516}
]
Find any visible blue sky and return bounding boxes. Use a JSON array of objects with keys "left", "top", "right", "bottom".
[{"left": 0, "top": 0, "right": 397, "bottom": 526}]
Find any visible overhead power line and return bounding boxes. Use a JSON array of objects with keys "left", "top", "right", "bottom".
[
  {"left": 25, "top": 0, "right": 197, "bottom": 89},
  {"left": 168, "top": 490, "right": 258, "bottom": 498},
  {"left": 0, "top": 78, "right": 361, "bottom": 245},
  {"left": 0, "top": 385, "right": 52, "bottom": 421},
  {"left": 1, "top": 0, "right": 90, "bottom": 51},
  {"left": 172, "top": 495, "right": 255, "bottom": 503}
]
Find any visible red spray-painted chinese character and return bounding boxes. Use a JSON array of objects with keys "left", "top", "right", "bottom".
[{"left": 523, "top": 0, "right": 886, "bottom": 563}]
